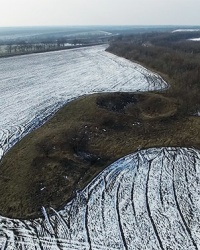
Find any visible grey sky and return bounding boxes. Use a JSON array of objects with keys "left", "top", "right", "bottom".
[{"left": 1, "top": 0, "right": 200, "bottom": 27}]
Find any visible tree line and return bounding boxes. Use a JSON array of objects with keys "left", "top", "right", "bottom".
[{"left": 107, "top": 32, "right": 200, "bottom": 115}]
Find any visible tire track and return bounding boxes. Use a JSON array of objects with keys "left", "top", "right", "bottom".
[
  {"left": 85, "top": 190, "right": 92, "bottom": 250},
  {"left": 146, "top": 159, "right": 164, "bottom": 250},
  {"left": 172, "top": 161, "right": 198, "bottom": 250},
  {"left": 116, "top": 183, "right": 128, "bottom": 250}
]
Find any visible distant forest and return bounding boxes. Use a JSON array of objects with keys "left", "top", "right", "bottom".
[{"left": 107, "top": 31, "right": 200, "bottom": 115}]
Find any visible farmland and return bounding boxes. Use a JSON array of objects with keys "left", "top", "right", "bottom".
[
  {"left": 0, "top": 45, "right": 166, "bottom": 158},
  {"left": 1, "top": 148, "right": 200, "bottom": 249},
  {"left": 0, "top": 42, "right": 200, "bottom": 249}
]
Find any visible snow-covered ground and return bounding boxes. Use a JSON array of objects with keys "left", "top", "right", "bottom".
[
  {"left": 1, "top": 45, "right": 190, "bottom": 249},
  {"left": 1, "top": 147, "right": 200, "bottom": 249},
  {"left": 172, "top": 29, "right": 200, "bottom": 33},
  {"left": 189, "top": 38, "right": 200, "bottom": 41},
  {"left": 1, "top": 44, "right": 200, "bottom": 250},
  {"left": 0, "top": 45, "right": 167, "bottom": 159}
]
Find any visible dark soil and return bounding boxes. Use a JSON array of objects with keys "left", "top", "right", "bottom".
[{"left": 0, "top": 92, "right": 199, "bottom": 219}]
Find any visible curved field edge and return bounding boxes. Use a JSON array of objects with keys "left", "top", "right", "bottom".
[
  {"left": 1, "top": 147, "right": 200, "bottom": 250},
  {"left": 0, "top": 44, "right": 167, "bottom": 160},
  {"left": 0, "top": 44, "right": 167, "bottom": 218},
  {"left": 0, "top": 92, "right": 200, "bottom": 218},
  {"left": 106, "top": 38, "right": 200, "bottom": 116}
]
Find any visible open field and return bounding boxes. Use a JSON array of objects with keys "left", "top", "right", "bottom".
[
  {"left": 1, "top": 91, "right": 200, "bottom": 219},
  {"left": 0, "top": 45, "right": 167, "bottom": 218},
  {"left": 0, "top": 43, "right": 200, "bottom": 249},
  {"left": 0, "top": 45, "right": 167, "bottom": 160},
  {"left": 1, "top": 147, "right": 200, "bottom": 249}
]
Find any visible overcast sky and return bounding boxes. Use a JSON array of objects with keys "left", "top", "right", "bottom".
[{"left": 1, "top": 0, "right": 200, "bottom": 27}]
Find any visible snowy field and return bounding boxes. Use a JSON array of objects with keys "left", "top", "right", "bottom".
[
  {"left": 3, "top": 45, "right": 195, "bottom": 249},
  {"left": 0, "top": 45, "right": 167, "bottom": 159},
  {"left": 189, "top": 38, "right": 200, "bottom": 41},
  {"left": 172, "top": 29, "right": 200, "bottom": 33},
  {"left": 1, "top": 147, "right": 200, "bottom": 249}
]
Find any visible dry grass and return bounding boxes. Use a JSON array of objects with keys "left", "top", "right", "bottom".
[{"left": 0, "top": 92, "right": 200, "bottom": 219}]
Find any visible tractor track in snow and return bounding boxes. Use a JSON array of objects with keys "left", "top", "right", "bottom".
[{"left": 0, "top": 148, "right": 200, "bottom": 249}]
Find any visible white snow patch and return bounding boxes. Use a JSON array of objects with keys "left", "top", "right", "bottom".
[
  {"left": 172, "top": 29, "right": 200, "bottom": 33},
  {"left": 0, "top": 147, "right": 200, "bottom": 249},
  {"left": 0, "top": 45, "right": 167, "bottom": 159},
  {"left": 189, "top": 38, "right": 200, "bottom": 41}
]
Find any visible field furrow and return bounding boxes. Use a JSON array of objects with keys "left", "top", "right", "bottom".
[
  {"left": 0, "top": 148, "right": 200, "bottom": 249},
  {"left": 0, "top": 45, "right": 167, "bottom": 159}
]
